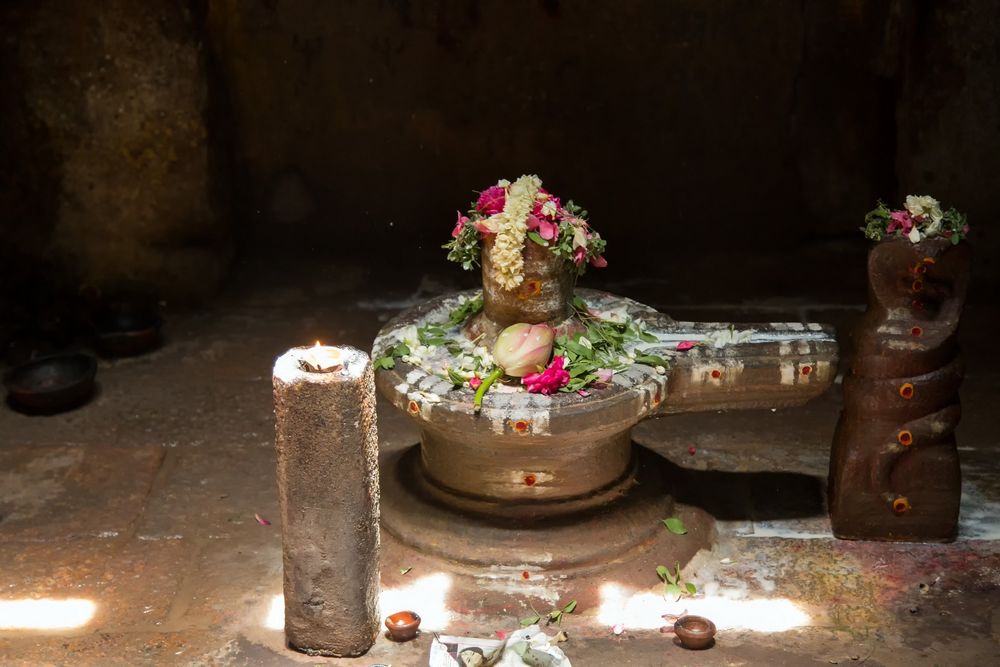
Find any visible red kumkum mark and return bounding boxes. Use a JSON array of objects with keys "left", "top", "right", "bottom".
[
  {"left": 899, "top": 383, "right": 915, "bottom": 400},
  {"left": 898, "top": 430, "right": 913, "bottom": 446},
  {"left": 653, "top": 391, "right": 662, "bottom": 405},
  {"left": 523, "top": 474, "right": 537, "bottom": 486},
  {"left": 710, "top": 369, "right": 722, "bottom": 380},
  {"left": 915, "top": 264, "right": 927, "bottom": 275},
  {"left": 912, "top": 279, "right": 924, "bottom": 292},
  {"left": 513, "top": 419, "right": 530, "bottom": 433},
  {"left": 521, "top": 570, "right": 530, "bottom": 580},
  {"left": 801, "top": 365, "right": 812, "bottom": 376},
  {"left": 911, "top": 326, "right": 923, "bottom": 337},
  {"left": 407, "top": 400, "right": 419, "bottom": 414},
  {"left": 892, "top": 496, "right": 911, "bottom": 515}
]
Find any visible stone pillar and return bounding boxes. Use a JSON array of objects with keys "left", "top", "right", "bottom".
[{"left": 272, "top": 345, "right": 381, "bottom": 656}]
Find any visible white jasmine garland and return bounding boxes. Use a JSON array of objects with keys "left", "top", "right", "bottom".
[{"left": 488, "top": 174, "right": 542, "bottom": 290}]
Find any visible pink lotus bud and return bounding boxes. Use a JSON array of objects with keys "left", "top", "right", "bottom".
[{"left": 493, "top": 323, "right": 555, "bottom": 377}]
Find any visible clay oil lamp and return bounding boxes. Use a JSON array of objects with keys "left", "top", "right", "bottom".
[
  {"left": 673, "top": 614, "right": 716, "bottom": 650},
  {"left": 384, "top": 610, "right": 421, "bottom": 642},
  {"left": 298, "top": 342, "right": 344, "bottom": 373},
  {"left": 4, "top": 352, "right": 97, "bottom": 414}
]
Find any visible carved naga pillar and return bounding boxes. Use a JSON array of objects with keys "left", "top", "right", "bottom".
[{"left": 829, "top": 237, "right": 971, "bottom": 541}]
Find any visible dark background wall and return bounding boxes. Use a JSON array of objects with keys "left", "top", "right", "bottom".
[{"left": 1, "top": 0, "right": 998, "bottom": 308}]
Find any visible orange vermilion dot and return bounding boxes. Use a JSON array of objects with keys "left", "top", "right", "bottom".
[
  {"left": 653, "top": 391, "right": 662, "bottom": 405},
  {"left": 911, "top": 326, "right": 923, "bottom": 337},
  {"left": 912, "top": 279, "right": 924, "bottom": 292},
  {"left": 893, "top": 497, "right": 911, "bottom": 514},
  {"left": 899, "top": 383, "right": 915, "bottom": 399},
  {"left": 801, "top": 365, "right": 812, "bottom": 376},
  {"left": 524, "top": 474, "right": 537, "bottom": 486},
  {"left": 915, "top": 265, "right": 927, "bottom": 275},
  {"left": 517, "top": 279, "right": 542, "bottom": 300},
  {"left": 521, "top": 570, "right": 530, "bottom": 580},
  {"left": 407, "top": 400, "right": 419, "bottom": 414},
  {"left": 711, "top": 369, "right": 722, "bottom": 379},
  {"left": 513, "top": 420, "right": 530, "bottom": 433},
  {"left": 898, "top": 430, "right": 913, "bottom": 446}
]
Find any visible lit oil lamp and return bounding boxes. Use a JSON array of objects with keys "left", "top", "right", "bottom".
[{"left": 299, "top": 341, "right": 343, "bottom": 373}]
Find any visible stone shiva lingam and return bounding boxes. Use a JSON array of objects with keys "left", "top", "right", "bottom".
[{"left": 374, "top": 175, "right": 838, "bottom": 571}]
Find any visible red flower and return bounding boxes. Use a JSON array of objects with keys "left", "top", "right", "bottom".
[
  {"left": 476, "top": 185, "right": 506, "bottom": 215},
  {"left": 676, "top": 341, "right": 698, "bottom": 351},
  {"left": 469, "top": 376, "right": 482, "bottom": 390},
  {"left": 573, "top": 246, "right": 586, "bottom": 266},
  {"left": 452, "top": 211, "right": 469, "bottom": 238},
  {"left": 589, "top": 254, "right": 608, "bottom": 268},
  {"left": 522, "top": 356, "right": 571, "bottom": 395}
]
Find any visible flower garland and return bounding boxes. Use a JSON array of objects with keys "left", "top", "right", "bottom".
[
  {"left": 489, "top": 175, "right": 541, "bottom": 290},
  {"left": 863, "top": 195, "right": 969, "bottom": 245},
  {"left": 444, "top": 175, "right": 607, "bottom": 288}
]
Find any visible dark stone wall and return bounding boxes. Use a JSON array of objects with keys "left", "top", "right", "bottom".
[
  {"left": 1, "top": 0, "right": 998, "bottom": 306},
  {"left": 0, "top": 0, "right": 231, "bottom": 306}
]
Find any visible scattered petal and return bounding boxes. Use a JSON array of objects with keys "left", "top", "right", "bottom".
[
  {"left": 612, "top": 623, "right": 625, "bottom": 636},
  {"left": 676, "top": 340, "right": 698, "bottom": 351},
  {"left": 254, "top": 513, "right": 271, "bottom": 526},
  {"left": 495, "top": 630, "right": 508, "bottom": 640},
  {"left": 719, "top": 557, "right": 734, "bottom": 564},
  {"left": 687, "top": 446, "right": 697, "bottom": 455},
  {"left": 552, "top": 631, "right": 569, "bottom": 643}
]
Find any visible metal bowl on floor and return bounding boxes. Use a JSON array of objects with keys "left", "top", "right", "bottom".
[
  {"left": 93, "top": 304, "right": 162, "bottom": 357},
  {"left": 4, "top": 352, "right": 98, "bottom": 413}
]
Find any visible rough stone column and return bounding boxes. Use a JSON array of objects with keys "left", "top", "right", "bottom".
[{"left": 272, "top": 346, "right": 381, "bottom": 656}]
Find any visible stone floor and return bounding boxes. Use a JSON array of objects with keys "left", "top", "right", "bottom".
[{"left": 2, "top": 257, "right": 999, "bottom": 666}]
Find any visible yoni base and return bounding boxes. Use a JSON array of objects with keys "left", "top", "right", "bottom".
[{"left": 379, "top": 444, "right": 713, "bottom": 573}]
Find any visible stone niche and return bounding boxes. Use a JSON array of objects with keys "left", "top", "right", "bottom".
[{"left": 0, "top": 0, "right": 231, "bottom": 305}]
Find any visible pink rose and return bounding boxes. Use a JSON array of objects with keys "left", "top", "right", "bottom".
[
  {"left": 493, "top": 323, "right": 555, "bottom": 377},
  {"left": 476, "top": 185, "right": 506, "bottom": 215},
  {"left": 594, "top": 368, "right": 614, "bottom": 387},
  {"left": 676, "top": 341, "right": 698, "bottom": 351},
  {"left": 452, "top": 211, "right": 469, "bottom": 238},
  {"left": 522, "top": 356, "right": 571, "bottom": 395},
  {"left": 573, "top": 246, "right": 587, "bottom": 266},
  {"left": 887, "top": 210, "right": 914, "bottom": 234},
  {"left": 527, "top": 215, "right": 559, "bottom": 241}
]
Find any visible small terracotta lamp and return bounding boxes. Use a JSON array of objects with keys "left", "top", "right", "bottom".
[
  {"left": 384, "top": 610, "right": 421, "bottom": 642},
  {"left": 673, "top": 615, "right": 716, "bottom": 650}
]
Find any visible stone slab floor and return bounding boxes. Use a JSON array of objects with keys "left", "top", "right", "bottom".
[{"left": 2, "top": 257, "right": 999, "bottom": 666}]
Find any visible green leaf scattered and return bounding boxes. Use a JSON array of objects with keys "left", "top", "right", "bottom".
[
  {"left": 663, "top": 517, "right": 688, "bottom": 535},
  {"left": 520, "top": 613, "right": 541, "bottom": 627},
  {"left": 655, "top": 562, "right": 697, "bottom": 601}
]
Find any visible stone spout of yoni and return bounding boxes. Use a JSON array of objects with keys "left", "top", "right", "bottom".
[
  {"left": 466, "top": 235, "right": 577, "bottom": 345},
  {"left": 829, "top": 237, "right": 971, "bottom": 542}
]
